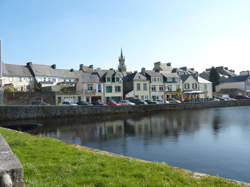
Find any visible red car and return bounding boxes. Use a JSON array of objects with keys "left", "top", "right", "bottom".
[{"left": 107, "top": 100, "right": 121, "bottom": 106}]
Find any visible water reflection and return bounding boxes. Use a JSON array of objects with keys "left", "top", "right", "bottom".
[{"left": 3, "top": 106, "right": 250, "bottom": 182}]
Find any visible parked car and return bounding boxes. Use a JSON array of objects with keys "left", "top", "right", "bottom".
[
  {"left": 155, "top": 99, "right": 165, "bottom": 104},
  {"left": 92, "top": 101, "right": 105, "bottom": 106},
  {"left": 213, "top": 96, "right": 226, "bottom": 101},
  {"left": 128, "top": 98, "right": 147, "bottom": 105},
  {"left": 107, "top": 100, "right": 121, "bottom": 106},
  {"left": 118, "top": 100, "right": 135, "bottom": 105},
  {"left": 32, "top": 101, "right": 50, "bottom": 105},
  {"left": 234, "top": 95, "right": 250, "bottom": 100},
  {"left": 77, "top": 101, "right": 93, "bottom": 106},
  {"left": 167, "top": 98, "right": 181, "bottom": 104},
  {"left": 145, "top": 99, "right": 157, "bottom": 104},
  {"left": 62, "top": 101, "right": 77, "bottom": 106}
]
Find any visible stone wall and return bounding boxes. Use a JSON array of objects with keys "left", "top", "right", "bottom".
[
  {"left": 0, "top": 100, "right": 250, "bottom": 121},
  {"left": 0, "top": 135, "right": 24, "bottom": 187},
  {"left": 4, "top": 92, "right": 56, "bottom": 105}
]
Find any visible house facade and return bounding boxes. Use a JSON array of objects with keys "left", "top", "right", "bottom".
[
  {"left": 216, "top": 75, "right": 250, "bottom": 96},
  {"left": 1, "top": 63, "right": 34, "bottom": 91},
  {"left": 76, "top": 72, "right": 104, "bottom": 103},
  {"left": 123, "top": 72, "right": 150, "bottom": 100},
  {"left": 96, "top": 70, "right": 123, "bottom": 103}
]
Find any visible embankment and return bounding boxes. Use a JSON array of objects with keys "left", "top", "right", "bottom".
[{"left": 1, "top": 100, "right": 250, "bottom": 121}]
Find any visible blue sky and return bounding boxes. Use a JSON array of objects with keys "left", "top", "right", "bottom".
[{"left": 0, "top": 0, "right": 250, "bottom": 73}]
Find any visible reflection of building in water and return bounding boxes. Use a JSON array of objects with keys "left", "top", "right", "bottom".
[
  {"left": 76, "top": 120, "right": 125, "bottom": 144},
  {"left": 39, "top": 120, "right": 125, "bottom": 145}
]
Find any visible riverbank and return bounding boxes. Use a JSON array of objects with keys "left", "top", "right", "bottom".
[
  {"left": 0, "top": 127, "right": 248, "bottom": 187},
  {"left": 1, "top": 100, "right": 250, "bottom": 121}
]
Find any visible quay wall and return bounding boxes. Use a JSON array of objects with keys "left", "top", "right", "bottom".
[
  {"left": 1, "top": 100, "right": 250, "bottom": 121},
  {"left": 0, "top": 135, "right": 24, "bottom": 187}
]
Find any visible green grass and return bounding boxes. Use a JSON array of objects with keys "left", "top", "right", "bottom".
[{"left": 0, "top": 127, "right": 246, "bottom": 187}]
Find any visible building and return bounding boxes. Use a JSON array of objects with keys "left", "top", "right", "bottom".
[
  {"left": 198, "top": 77, "right": 213, "bottom": 98},
  {"left": 200, "top": 66, "right": 236, "bottom": 81},
  {"left": 216, "top": 74, "right": 250, "bottom": 96},
  {"left": 142, "top": 68, "right": 164, "bottom": 101},
  {"left": 27, "top": 62, "right": 79, "bottom": 88},
  {"left": 161, "top": 72, "right": 181, "bottom": 100},
  {"left": 1, "top": 63, "right": 34, "bottom": 91},
  {"left": 118, "top": 49, "right": 127, "bottom": 73},
  {"left": 95, "top": 69, "right": 123, "bottom": 103},
  {"left": 123, "top": 72, "right": 150, "bottom": 100},
  {"left": 76, "top": 72, "right": 103, "bottom": 103}
]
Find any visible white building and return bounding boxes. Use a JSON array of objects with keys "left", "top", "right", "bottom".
[{"left": 216, "top": 75, "right": 250, "bottom": 96}]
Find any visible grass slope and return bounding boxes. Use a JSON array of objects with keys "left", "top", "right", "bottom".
[{"left": 0, "top": 127, "right": 246, "bottom": 187}]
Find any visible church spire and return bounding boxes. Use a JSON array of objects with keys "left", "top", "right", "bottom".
[{"left": 118, "top": 48, "right": 127, "bottom": 72}]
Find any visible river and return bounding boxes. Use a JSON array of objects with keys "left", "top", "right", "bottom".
[{"left": 5, "top": 106, "right": 250, "bottom": 182}]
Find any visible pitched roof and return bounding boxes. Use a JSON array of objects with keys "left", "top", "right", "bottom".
[
  {"left": 221, "top": 75, "right": 249, "bottom": 83},
  {"left": 145, "top": 70, "right": 162, "bottom": 77},
  {"left": 2, "top": 64, "right": 32, "bottom": 77},
  {"left": 29, "top": 64, "right": 79, "bottom": 78},
  {"left": 124, "top": 72, "right": 147, "bottom": 81},
  {"left": 80, "top": 72, "right": 100, "bottom": 83},
  {"left": 198, "top": 76, "right": 211, "bottom": 84}
]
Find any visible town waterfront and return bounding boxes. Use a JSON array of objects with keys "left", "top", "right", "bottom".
[{"left": 9, "top": 106, "right": 250, "bottom": 183}]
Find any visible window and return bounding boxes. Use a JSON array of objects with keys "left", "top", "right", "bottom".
[
  {"left": 98, "top": 84, "right": 102, "bottom": 92},
  {"left": 115, "top": 86, "right": 121, "bottom": 92},
  {"left": 106, "top": 77, "right": 111, "bottom": 82},
  {"left": 167, "top": 85, "right": 172, "bottom": 91},
  {"left": 152, "top": 85, "right": 156, "bottom": 91},
  {"left": 184, "top": 83, "right": 190, "bottom": 89},
  {"left": 204, "top": 84, "right": 207, "bottom": 91},
  {"left": 159, "top": 86, "right": 164, "bottom": 91},
  {"left": 116, "top": 77, "right": 120, "bottom": 82},
  {"left": 192, "top": 83, "right": 198, "bottom": 89},
  {"left": 88, "top": 84, "right": 93, "bottom": 91},
  {"left": 143, "top": 83, "right": 147, "bottom": 91},
  {"left": 137, "top": 83, "right": 141, "bottom": 91},
  {"left": 106, "top": 86, "right": 112, "bottom": 93}
]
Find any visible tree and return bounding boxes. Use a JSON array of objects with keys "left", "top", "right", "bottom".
[{"left": 209, "top": 67, "right": 220, "bottom": 92}]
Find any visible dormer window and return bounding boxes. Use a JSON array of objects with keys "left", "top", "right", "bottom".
[
  {"left": 116, "top": 77, "right": 120, "bottom": 82},
  {"left": 106, "top": 77, "right": 111, "bottom": 82}
]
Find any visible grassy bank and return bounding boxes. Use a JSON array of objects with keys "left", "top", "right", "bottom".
[{"left": 0, "top": 128, "right": 246, "bottom": 187}]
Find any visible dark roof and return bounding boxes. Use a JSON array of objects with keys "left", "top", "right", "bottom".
[
  {"left": 180, "top": 74, "right": 198, "bottom": 82},
  {"left": 2, "top": 64, "right": 32, "bottom": 77},
  {"left": 124, "top": 72, "right": 147, "bottom": 81},
  {"left": 221, "top": 75, "right": 249, "bottom": 83},
  {"left": 29, "top": 64, "right": 79, "bottom": 78}
]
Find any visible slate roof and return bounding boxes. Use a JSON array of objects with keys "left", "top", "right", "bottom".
[
  {"left": 124, "top": 72, "right": 147, "bottom": 81},
  {"left": 145, "top": 70, "right": 162, "bottom": 77},
  {"left": 80, "top": 72, "right": 100, "bottom": 83},
  {"left": 29, "top": 64, "right": 79, "bottom": 78},
  {"left": 2, "top": 64, "right": 32, "bottom": 77},
  {"left": 180, "top": 74, "right": 198, "bottom": 82},
  {"left": 221, "top": 75, "right": 250, "bottom": 83}
]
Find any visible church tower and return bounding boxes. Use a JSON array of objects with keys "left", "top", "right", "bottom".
[{"left": 118, "top": 49, "right": 127, "bottom": 72}]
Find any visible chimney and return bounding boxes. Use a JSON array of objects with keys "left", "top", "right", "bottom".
[
  {"left": 225, "top": 67, "right": 228, "bottom": 70},
  {"left": 51, "top": 64, "right": 56, "bottom": 69},
  {"left": 70, "top": 68, "right": 74, "bottom": 72},
  {"left": 26, "top": 62, "right": 32, "bottom": 67},
  {"left": 79, "top": 64, "right": 84, "bottom": 71},
  {"left": 167, "top": 62, "right": 171, "bottom": 67},
  {"left": 141, "top": 67, "right": 146, "bottom": 74},
  {"left": 88, "top": 65, "right": 93, "bottom": 69},
  {"left": 190, "top": 68, "right": 194, "bottom": 71},
  {"left": 180, "top": 66, "right": 187, "bottom": 71}
]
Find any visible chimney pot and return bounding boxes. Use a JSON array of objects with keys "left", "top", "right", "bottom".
[{"left": 51, "top": 64, "right": 56, "bottom": 69}]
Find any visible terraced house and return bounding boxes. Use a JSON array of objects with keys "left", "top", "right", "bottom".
[
  {"left": 123, "top": 72, "right": 150, "bottom": 100},
  {"left": 95, "top": 69, "right": 123, "bottom": 103},
  {"left": 142, "top": 68, "right": 164, "bottom": 101},
  {"left": 0, "top": 63, "right": 34, "bottom": 91}
]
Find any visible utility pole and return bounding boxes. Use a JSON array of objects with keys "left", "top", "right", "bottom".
[{"left": 0, "top": 40, "right": 4, "bottom": 105}]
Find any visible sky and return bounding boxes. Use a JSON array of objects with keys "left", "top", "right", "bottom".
[{"left": 0, "top": 0, "right": 250, "bottom": 73}]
